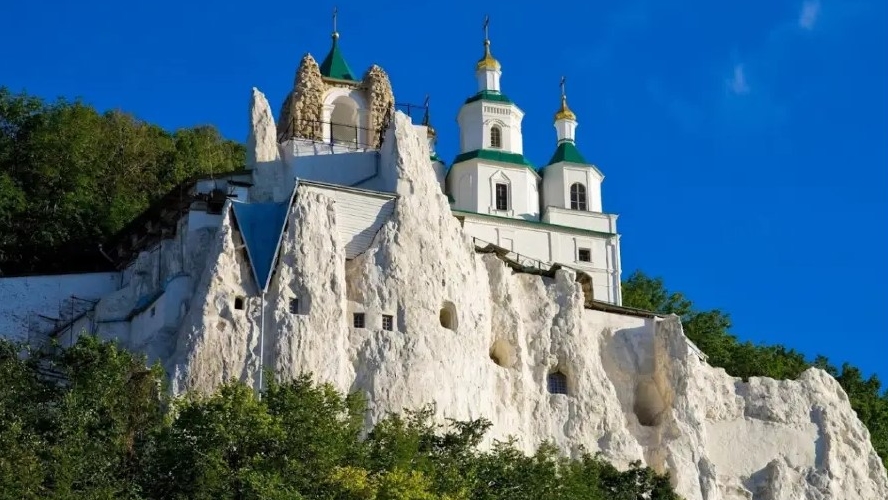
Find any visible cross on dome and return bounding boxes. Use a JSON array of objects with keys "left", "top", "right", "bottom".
[
  {"left": 554, "top": 76, "right": 577, "bottom": 122},
  {"left": 476, "top": 15, "right": 501, "bottom": 72}
]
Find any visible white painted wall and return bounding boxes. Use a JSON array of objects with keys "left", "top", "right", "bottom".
[
  {"left": 457, "top": 101, "right": 525, "bottom": 154},
  {"left": 541, "top": 163, "right": 603, "bottom": 212},
  {"left": 0, "top": 272, "right": 120, "bottom": 342},
  {"left": 460, "top": 215, "right": 619, "bottom": 304},
  {"left": 448, "top": 160, "right": 539, "bottom": 219},
  {"left": 542, "top": 207, "right": 617, "bottom": 234},
  {"left": 301, "top": 183, "right": 396, "bottom": 259},
  {"left": 280, "top": 139, "right": 379, "bottom": 189}
]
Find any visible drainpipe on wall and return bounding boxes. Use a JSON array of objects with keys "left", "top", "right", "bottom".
[{"left": 258, "top": 291, "right": 266, "bottom": 399}]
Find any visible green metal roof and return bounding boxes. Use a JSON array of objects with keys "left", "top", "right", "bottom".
[
  {"left": 319, "top": 36, "right": 357, "bottom": 81},
  {"left": 452, "top": 149, "right": 535, "bottom": 170},
  {"left": 464, "top": 90, "right": 513, "bottom": 105},
  {"left": 546, "top": 141, "right": 588, "bottom": 166}
]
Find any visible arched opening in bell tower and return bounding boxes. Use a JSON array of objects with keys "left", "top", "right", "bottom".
[{"left": 329, "top": 96, "right": 359, "bottom": 146}]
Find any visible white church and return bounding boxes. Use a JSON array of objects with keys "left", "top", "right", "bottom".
[{"left": 0, "top": 18, "right": 626, "bottom": 362}]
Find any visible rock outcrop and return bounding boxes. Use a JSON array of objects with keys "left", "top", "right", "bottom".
[
  {"left": 278, "top": 54, "right": 325, "bottom": 142},
  {"left": 167, "top": 111, "right": 888, "bottom": 499}
]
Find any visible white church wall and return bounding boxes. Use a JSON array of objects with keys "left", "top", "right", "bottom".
[
  {"left": 540, "top": 164, "right": 603, "bottom": 213},
  {"left": 461, "top": 215, "right": 618, "bottom": 304},
  {"left": 0, "top": 272, "right": 120, "bottom": 342},
  {"left": 473, "top": 163, "right": 539, "bottom": 219},
  {"left": 542, "top": 207, "right": 617, "bottom": 234},
  {"left": 457, "top": 102, "right": 525, "bottom": 155},
  {"left": 563, "top": 166, "right": 603, "bottom": 212},
  {"left": 280, "top": 139, "right": 379, "bottom": 190}
]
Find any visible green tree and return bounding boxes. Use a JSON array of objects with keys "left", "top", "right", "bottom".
[
  {"left": 0, "top": 335, "right": 681, "bottom": 499},
  {"left": 0, "top": 87, "right": 245, "bottom": 276}
]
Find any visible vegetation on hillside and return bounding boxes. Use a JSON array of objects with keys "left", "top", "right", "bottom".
[
  {"left": 621, "top": 270, "right": 888, "bottom": 469},
  {"left": 0, "top": 336, "right": 680, "bottom": 499},
  {"left": 0, "top": 87, "right": 245, "bottom": 276}
]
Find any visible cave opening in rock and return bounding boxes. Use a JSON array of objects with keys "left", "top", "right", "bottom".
[
  {"left": 633, "top": 380, "right": 669, "bottom": 427},
  {"left": 439, "top": 301, "right": 457, "bottom": 331},
  {"left": 489, "top": 339, "right": 516, "bottom": 368}
]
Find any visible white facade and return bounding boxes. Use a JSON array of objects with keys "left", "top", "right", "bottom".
[
  {"left": 447, "top": 161, "right": 540, "bottom": 219},
  {"left": 456, "top": 100, "right": 525, "bottom": 155}
]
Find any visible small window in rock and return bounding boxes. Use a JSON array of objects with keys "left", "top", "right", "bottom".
[
  {"left": 353, "top": 313, "right": 366, "bottom": 328},
  {"left": 289, "top": 298, "right": 299, "bottom": 314},
  {"left": 547, "top": 371, "right": 568, "bottom": 395},
  {"left": 577, "top": 248, "right": 591, "bottom": 263},
  {"left": 439, "top": 301, "right": 458, "bottom": 331},
  {"left": 382, "top": 314, "right": 394, "bottom": 331},
  {"left": 234, "top": 296, "right": 245, "bottom": 310}
]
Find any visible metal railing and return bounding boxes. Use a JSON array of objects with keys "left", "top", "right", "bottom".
[
  {"left": 278, "top": 118, "right": 384, "bottom": 150},
  {"left": 395, "top": 101, "right": 429, "bottom": 122}
]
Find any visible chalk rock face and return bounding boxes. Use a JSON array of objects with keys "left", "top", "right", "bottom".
[
  {"left": 246, "top": 87, "right": 280, "bottom": 168},
  {"left": 247, "top": 88, "right": 289, "bottom": 203},
  {"left": 171, "top": 112, "right": 888, "bottom": 499}
]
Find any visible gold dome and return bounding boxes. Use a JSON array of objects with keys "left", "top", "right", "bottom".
[
  {"left": 554, "top": 95, "right": 576, "bottom": 121},
  {"left": 476, "top": 40, "right": 501, "bottom": 71}
]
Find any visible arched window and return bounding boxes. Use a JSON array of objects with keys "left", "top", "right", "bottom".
[
  {"left": 490, "top": 125, "right": 502, "bottom": 149},
  {"left": 569, "top": 183, "right": 587, "bottom": 211},
  {"left": 330, "top": 96, "right": 359, "bottom": 147}
]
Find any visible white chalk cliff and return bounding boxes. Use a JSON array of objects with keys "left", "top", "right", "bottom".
[{"left": 165, "top": 92, "right": 888, "bottom": 500}]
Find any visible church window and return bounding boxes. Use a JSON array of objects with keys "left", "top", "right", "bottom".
[
  {"left": 578, "top": 248, "right": 591, "bottom": 263},
  {"left": 570, "top": 183, "right": 587, "bottom": 210},
  {"left": 353, "top": 312, "right": 366, "bottom": 328},
  {"left": 547, "top": 371, "right": 568, "bottom": 395},
  {"left": 289, "top": 298, "right": 299, "bottom": 314},
  {"left": 382, "top": 314, "right": 394, "bottom": 331},
  {"left": 490, "top": 125, "right": 502, "bottom": 149},
  {"left": 234, "top": 296, "right": 245, "bottom": 310},
  {"left": 495, "top": 183, "right": 509, "bottom": 211}
]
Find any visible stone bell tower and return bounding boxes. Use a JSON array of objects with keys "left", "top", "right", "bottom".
[{"left": 276, "top": 9, "right": 395, "bottom": 149}]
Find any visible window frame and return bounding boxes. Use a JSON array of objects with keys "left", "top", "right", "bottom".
[
  {"left": 490, "top": 125, "right": 502, "bottom": 149},
  {"left": 494, "top": 183, "right": 509, "bottom": 211},
  {"left": 382, "top": 314, "right": 394, "bottom": 331},
  {"left": 569, "top": 182, "right": 587, "bottom": 211},
  {"left": 577, "top": 248, "right": 592, "bottom": 263},
  {"left": 353, "top": 312, "right": 366, "bottom": 328}
]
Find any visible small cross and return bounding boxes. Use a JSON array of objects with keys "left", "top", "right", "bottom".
[
  {"left": 333, "top": 6, "right": 338, "bottom": 34},
  {"left": 560, "top": 76, "right": 566, "bottom": 98},
  {"left": 483, "top": 15, "right": 490, "bottom": 40},
  {"left": 424, "top": 94, "right": 430, "bottom": 108}
]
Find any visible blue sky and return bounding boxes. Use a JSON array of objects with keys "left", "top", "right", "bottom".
[{"left": 2, "top": 0, "right": 886, "bottom": 381}]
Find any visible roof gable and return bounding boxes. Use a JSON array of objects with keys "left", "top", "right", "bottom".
[{"left": 230, "top": 200, "right": 291, "bottom": 293}]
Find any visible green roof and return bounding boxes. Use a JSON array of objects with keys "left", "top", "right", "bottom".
[
  {"left": 545, "top": 141, "right": 588, "bottom": 167},
  {"left": 464, "top": 90, "right": 513, "bottom": 105},
  {"left": 452, "top": 149, "right": 535, "bottom": 170},
  {"left": 319, "top": 37, "right": 357, "bottom": 81}
]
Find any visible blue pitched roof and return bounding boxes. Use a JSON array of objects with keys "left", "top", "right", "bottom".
[{"left": 231, "top": 201, "right": 290, "bottom": 293}]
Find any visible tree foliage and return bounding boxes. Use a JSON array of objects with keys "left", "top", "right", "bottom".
[
  {"left": 0, "top": 336, "right": 680, "bottom": 499},
  {"left": 621, "top": 269, "right": 888, "bottom": 469},
  {"left": 0, "top": 87, "right": 245, "bottom": 276}
]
